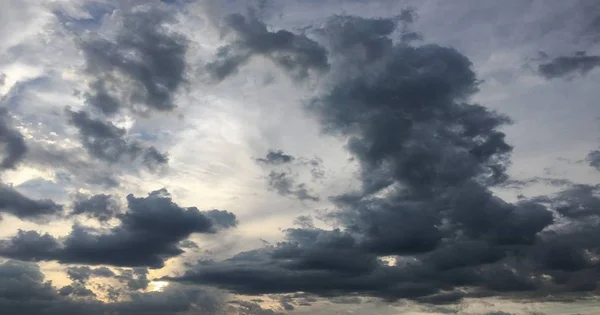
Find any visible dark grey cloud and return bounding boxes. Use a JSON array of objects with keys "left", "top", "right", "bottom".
[
  {"left": 0, "top": 188, "right": 237, "bottom": 268},
  {"left": 0, "top": 109, "right": 27, "bottom": 170},
  {"left": 79, "top": 5, "right": 188, "bottom": 115},
  {"left": 267, "top": 171, "right": 319, "bottom": 202},
  {"left": 59, "top": 282, "right": 95, "bottom": 298},
  {"left": 0, "top": 260, "right": 58, "bottom": 306},
  {"left": 170, "top": 14, "right": 600, "bottom": 305},
  {"left": 67, "top": 109, "right": 168, "bottom": 170},
  {"left": 256, "top": 150, "right": 295, "bottom": 165},
  {"left": 117, "top": 268, "right": 150, "bottom": 291},
  {"left": 0, "top": 183, "right": 63, "bottom": 221},
  {"left": 206, "top": 13, "right": 329, "bottom": 81},
  {"left": 66, "top": 266, "right": 115, "bottom": 283},
  {"left": 586, "top": 149, "right": 600, "bottom": 171},
  {"left": 255, "top": 150, "right": 322, "bottom": 201},
  {"left": 0, "top": 260, "right": 227, "bottom": 315},
  {"left": 537, "top": 51, "right": 600, "bottom": 79},
  {"left": 72, "top": 193, "right": 120, "bottom": 222}
]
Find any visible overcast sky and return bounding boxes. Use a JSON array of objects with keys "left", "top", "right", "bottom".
[{"left": 1, "top": 0, "right": 600, "bottom": 314}]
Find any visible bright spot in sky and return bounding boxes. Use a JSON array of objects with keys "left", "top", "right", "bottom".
[{"left": 149, "top": 281, "right": 169, "bottom": 292}]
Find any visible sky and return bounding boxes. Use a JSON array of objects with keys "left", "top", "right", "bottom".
[{"left": 0, "top": 0, "right": 600, "bottom": 314}]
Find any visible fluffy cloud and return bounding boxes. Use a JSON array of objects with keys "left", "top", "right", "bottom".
[
  {"left": 67, "top": 109, "right": 168, "bottom": 170},
  {"left": 0, "top": 183, "right": 63, "bottom": 221},
  {"left": 71, "top": 193, "right": 121, "bottom": 222},
  {"left": 0, "top": 260, "right": 228, "bottom": 315},
  {"left": 1, "top": 0, "right": 600, "bottom": 314},
  {"left": 168, "top": 14, "right": 600, "bottom": 305},
  {"left": 78, "top": 3, "right": 188, "bottom": 115},
  {"left": 206, "top": 13, "right": 329, "bottom": 81},
  {"left": 0, "top": 189, "right": 236, "bottom": 268},
  {"left": 0, "top": 109, "right": 27, "bottom": 170},
  {"left": 537, "top": 51, "right": 600, "bottom": 79}
]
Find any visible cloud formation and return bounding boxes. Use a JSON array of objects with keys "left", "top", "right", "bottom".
[
  {"left": 0, "top": 109, "right": 27, "bottom": 170},
  {"left": 0, "top": 183, "right": 63, "bottom": 221},
  {"left": 168, "top": 14, "right": 600, "bottom": 305},
  {"left": 0, "top": 260, "right": 228, "bottom": 315},
  {"left": 255, "top": 150, "right": 295, "bottom": 165},
  {"left": 1, "top": 1, "right": 600, "bottom": 314},
  {"left": 71, "top": 193, "right": 121, "bottom": 222},
  {"left": 78, "top": 4, "right": 188, "bottom": 115},
  {"left": 67, "top": 109, "right": 169, "bottom": 170},
  {"left": 537, "top": 51, "right": 600, "bottom": 79},
  {"left": 206, "top": 13, "right": 329, "bottom": 81},
  {"left": 0, "top": 188, "right": 237, "bottom": 268}
]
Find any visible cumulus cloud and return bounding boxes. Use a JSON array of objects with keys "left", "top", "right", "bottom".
[
  {"left": 0, "top": 260, "right": 228, "bottom": 315},
  {"left": 255, "top": 150, "right": 295, "bottom": 165},
  {"left": 67, "top": 109, "right": 169, "bottom": 170},
  {"left": 255, "top": 150, "right": 322, "bottom": 201},
  {"left": 78, "top": 3, "right": 188, "bottom": 115},
  {"left": 206, "top": 13, "right": 329, "bottom": 81},
  {"left": 168, "top": 14, "right": 600, "bottom": 305},
  {"left": 266, "top": 171, "right": 319, "bottom": 202},
  {"left": 0, "top": 188, "right": 237, "bottom": 268},
  {"left": 2, "top": 0, "right": 600, "bottom": 313},
  {"left": 537, "top": 51, "right": 600, "bottom": 79},
  {"left": 66, "top": 266, "right": 116, "bottom": 283},
  {"left": 0, "top": 109, "right": 27, "bottom": 170},
  {"left": 587, "top": 149, "right": 600, "bottom": 171},
  {"left": 71, "top": 193, "right": 121, "bottom": 222},
  {"left": 0, "top": 183, "right": 63, "bottom": 220}
]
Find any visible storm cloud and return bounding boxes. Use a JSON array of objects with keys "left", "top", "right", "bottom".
[
  {"left": 255, "top": 150, "right": 295, "bottom": 165},
  {"left": 0, "top": 109, "right": 27, "bottom": 170},
  {"left": 0, "top": 188, "right": 237, "bottom": 268},
  {"left": 2, "top": 1, "right": 600, "bottom": 313},
  {"left": 587, "top": 149, "right": 600, "bottom": 171},
  {"left": 266, "top": 171, "right": 319, "bottom": 202},
  {"left": 79, "top": 4, "right": 188, "bottom": 115},
  {"left": 0, "top": 183, "right": 63, "bottom": 221},
  {"left": 206, "top": 13, "right": 329, "bottom": 81},
  {"left": 537, "top": 51, "right": 600, "bottom": 79},
  {"left": 71, "top": 193, "right": 121, "bottom": 222},
  {"left": 0, "top": 260, "right": 228, "bottom": 315},
  {"left": 67, "top": 109, "right": 168, "bottom": 169},
  {"left": 168, "top": 15, "right": 600, "bottom": 304}
]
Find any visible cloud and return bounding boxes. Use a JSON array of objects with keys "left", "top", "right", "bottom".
[
  {"left": 206, "top": 13, "right": 329, "bottom": 81},
  {"left": 78, "top": 4, "right": 188, "bottom": 115},
  {"left": 66, "top": 266, "right": 116, "bottom": 283},
  {"left": 255, "top": 150, "right": 295, "bottom": 165},
  {"left": 116, "top": 268, "right": 150, "bottom": 291},
  {"left": 0, "top": 183, "right": 63, "bottom": 221},
  {"left": 0, "top": 109, "right": 27, "bottom": 170},
  {"left": 586, "top": 149, "right": 600, "bottom": 171},
  {"left": 59, "top": 282, "right": 95, "bottom": 298},
  {"left": 166, "top": 14, "right": 600, "bottom": 305},
  {"left": 24, "top": 142, "right": 120, "bottom": 188},
  {"left": 255, "top": 150, "right": 323, "bottom": 201},
  {"left": 537, "top": 51, "right": 600, "bottom": 79},
  {"left": 72, "top": 193, "right": 121, "bottom": 222},
  {"left": 0, "top": 260, "right": 228, "bottom": 315},
  {"left": 0, "top": 188, "right": 237, "bottom": 268},
  {"left": 67, "top": 109, "right": 169, "bottom": 170},
  {"left": 267, "top": 171, "right": 319, "bottom": 202}
]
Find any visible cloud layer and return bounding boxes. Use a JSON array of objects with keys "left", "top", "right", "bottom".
[{"left": 0, "top": 1, "right": 599, "bottom": 314}]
